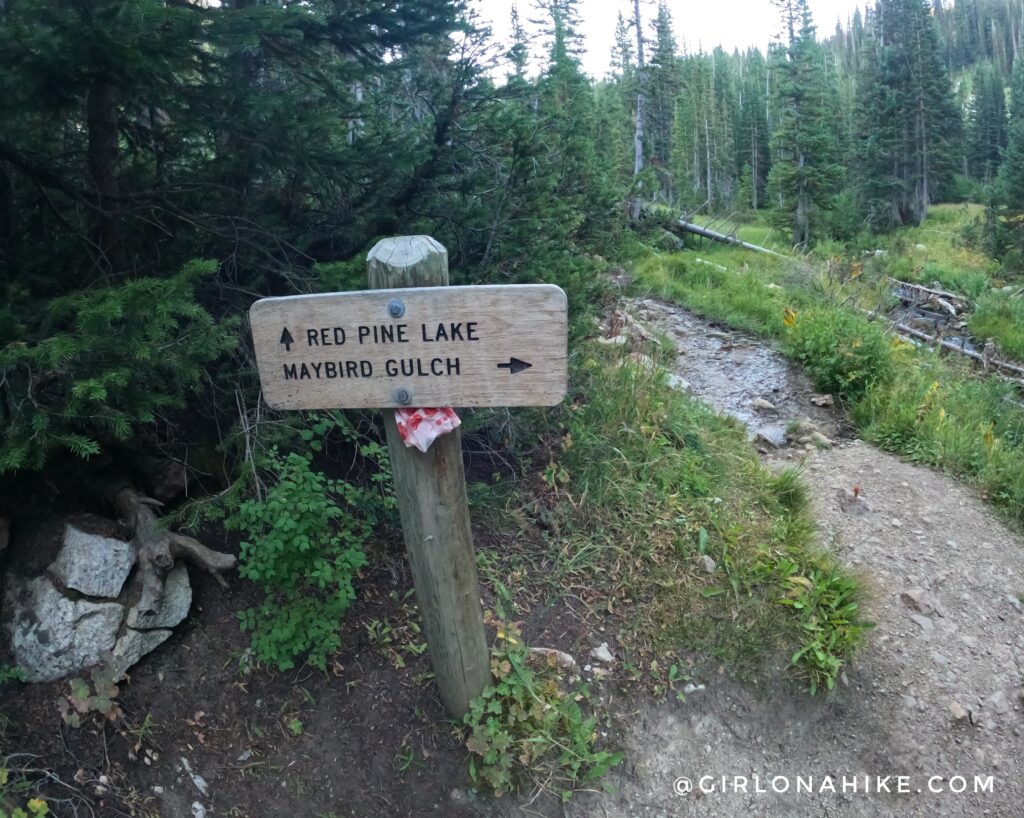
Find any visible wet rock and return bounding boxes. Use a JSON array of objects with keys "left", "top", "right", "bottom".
[
  {"left": 3, "top": 575, "right": 124, "bottom": 682},
  {"left": 810, "top": 394, "right": 834, "bottom": 407},
  {"left": 49, "top": 524, "right": 135, "bottom": 598},
  {"left": 590, "top": 643, "right": 615, "bottom": 664},
  {"left": 756, "top": 429, "right": 786, "bottom": 449},
  {"left": 751, "top": 398, "right": 776, "bottom": 411},
  {"left": 950, "top": 702, "right": 969, "bottom": 721},
  {"left": 891, "top": 518, "right": 903, "bottom": 528}
]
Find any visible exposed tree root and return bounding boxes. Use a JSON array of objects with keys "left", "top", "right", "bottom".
[{"left": 112, "top": 487, "right": 235, "bottom": 615}]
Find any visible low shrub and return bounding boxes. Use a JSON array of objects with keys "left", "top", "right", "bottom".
[
  {"left": 464, "top": 615, "right": 622, "bottom": 800},
  {"left": 784, "top": 308, "right": 894, "bottom": 402},
  {"left": 231, "top": 450, "right": 377, "bottom": 671}
]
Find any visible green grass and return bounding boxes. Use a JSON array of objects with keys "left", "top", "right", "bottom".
[
  {"left": 970, "top": 291, "right": 1024, "bottom": 359},
  {"left": 630, "top": 206, "right": 1024, "bottom": 528},
  {"left": 486, "top": 342, "right": 869, "bottom": 694}
]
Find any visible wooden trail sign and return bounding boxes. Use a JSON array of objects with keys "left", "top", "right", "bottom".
[
  {"left": 249, "top": 236, "right": 568, "bottom": 718},
  {"left": 250, "top": 283, "right": 568, "bottom": 410}
]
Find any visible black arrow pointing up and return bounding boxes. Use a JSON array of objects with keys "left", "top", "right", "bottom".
[
  {"left": 280, "top": 327, "right": 294, "bottom": 352},
  {"left": 497, "top": 357, "right": 532, "bottom": 374}
]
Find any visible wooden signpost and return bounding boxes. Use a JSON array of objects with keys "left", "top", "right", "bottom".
[{"left": 249, "top": 235, "right": 568, "bottom": 717}]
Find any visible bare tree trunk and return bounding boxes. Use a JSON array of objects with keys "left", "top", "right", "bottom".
[
  {"left": 704, "top": 116, "right": 712, "bottom": 205},
  {"left": 630, "top": 0, "right": 646, "bottom": 223}
]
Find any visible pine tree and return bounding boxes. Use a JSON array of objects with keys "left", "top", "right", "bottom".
[
  {"left": 646, "top": 1, "right": 682, "bottom": 200},
  {"left": 996, "top": 56, "right": 1024, "bottom": 259},
  {"left": 853, "top": 0, "right": 960, "bottom": 229},
  {"left": 767, "top": 0, "right": 841, "bottom": 246},
  {"left": 967, "top": 61, "right": 1008, "bottom": 184}
]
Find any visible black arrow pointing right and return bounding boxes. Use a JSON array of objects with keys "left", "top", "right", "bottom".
[
  {"left": 280, "top": 327, "right": 294, "bottom": 352},
  {"left": 497, "top": 357, "right": 532, "bottom": 374}
]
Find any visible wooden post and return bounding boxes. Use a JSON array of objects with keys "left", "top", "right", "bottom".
[{"left": 367, "top": 236, "right": 490, "bottom": 718}]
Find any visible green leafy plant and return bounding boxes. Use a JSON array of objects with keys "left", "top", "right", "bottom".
[
  {"left": 0, "top": 666, "right": 25, "bottom": 687},
  {"left": 55, "top": 665, "right": 122, "bottom": 727},
  {"left": 776, "top": 565, "right": 868, "bottom": 693},
  {"left": 464, "top": 615, "right": 622, "bottom": 800},
  {"left": 0, "top": 767, "right": 48, "bottom": 818},
  {"left": 232, "top": 451, "right": 377, "bottom": 671}
]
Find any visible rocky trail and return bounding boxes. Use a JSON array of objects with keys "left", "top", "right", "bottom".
[{"left": 521, "top": 299, "right": 1024, "bottom": 817}]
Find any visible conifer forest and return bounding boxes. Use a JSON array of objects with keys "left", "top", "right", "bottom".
[{"left": 2, "top": 1, "right": 1024, "bottom": 816}]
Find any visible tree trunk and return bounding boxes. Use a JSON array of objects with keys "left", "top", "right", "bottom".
[
  {"left": 86, "top": 76, "right": 121, "bottom": 273},
  {"left": 630, "top": 0, "right": 646, "bottom": 223}
]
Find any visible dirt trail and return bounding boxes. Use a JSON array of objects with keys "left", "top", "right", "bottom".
[{"left": 563, "top": 300, "right": 1024, "bottom": 818}]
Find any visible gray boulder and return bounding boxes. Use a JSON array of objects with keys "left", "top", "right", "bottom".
[
  {"left": 111, "top": 628, "right": 173, "bottom": 679},
  {"left": 50, "top": 524, "right": 136, "bottom": 598},
  {"left": 4, "top": 575, "right": 125, "bottom": 682},
  {"left": 127, "top": 564, "right": 191, "bottom": 629}
]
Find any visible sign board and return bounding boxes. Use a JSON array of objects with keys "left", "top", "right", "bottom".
[{"left": 250, "top": 284, "right": 568, "bottom": 409}]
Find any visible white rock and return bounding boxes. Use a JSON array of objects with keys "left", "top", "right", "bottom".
[
  {"left": 528, "top": 646, "right": 578, "bottom": 670},
  {"left": 950, "top": 702, "right": 969, "bottom": 721},
  {"left": 598, "top": 335, "right": 628, "bottom": 346},
  {"left": 191, "top": 803, "right": 207, "bottom": 818},
  {"left": 891, "top": 518, "right": 903, "bottom": 528},
  {"left": 110, "top": 628, "right": 173, "bottom": 680},
  {"left": 3, "top": 575, "right": 124, "bottom": 682},
  {"left": 700, "top": 555, "right": 717, "bottom": 574},
  {"left": 50, "top": 525, "right": 135, "bottom": 598},
  {"left": 683, "top": 683, "right": 705, "bottom": 695},
  {"left": 180, "top": 758, "right": 209, "bottom": 797},
  {"left": 751, "top": 398, "right": 776, "bottom": 411},
  {"left": 589, "top": 643, "right": 614, "bottom": 664},
  {"left": 664, "top": 374, "right": 691, "bottom": 392},
  {"left": 127, "top": 565, "right": 191, "bottom": 629}
]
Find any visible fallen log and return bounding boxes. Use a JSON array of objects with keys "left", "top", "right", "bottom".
[
  {"left": 890, "top": 321, "right": 1024, "bottom": 386},
  {"left": 674, "top": 218, "right": 786, "bottom": 258},
  {"left": 889, "top": 278, "right": 967, "bottom": 316}
]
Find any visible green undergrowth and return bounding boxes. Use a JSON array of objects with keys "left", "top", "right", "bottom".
[
  {"left": 463, "top": 608, "right": 622, "bottom": 800},
  {"left": 632, "top": 219, "right": 1024, "bottom": 528},
  {"left": 970, "top": 292, "right": 1024, "bottom": 360},
  {"left": 486, "top": 343, "right": 869, "bottom": 694}
]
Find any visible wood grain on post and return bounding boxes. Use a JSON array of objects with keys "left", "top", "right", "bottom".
[{"left": 367, "top": 235, "right": 490, "bottom": 718}]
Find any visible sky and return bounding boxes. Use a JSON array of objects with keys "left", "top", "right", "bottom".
[{"left": 471, "top": 0, "right": 868, "bottom": 78}]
